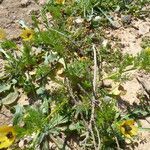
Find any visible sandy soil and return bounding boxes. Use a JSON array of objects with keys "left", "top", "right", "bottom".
[
  {"left": 107, "top": 15, "right": 150, "bottom": 149},
  {"left": 0, "top": 0, "right": 39, "bottom": 40}
]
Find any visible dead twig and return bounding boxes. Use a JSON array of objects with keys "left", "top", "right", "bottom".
[
  {"left": 0, "top": 112, "right": 11, "bottom": 118},
  {"left": 136, "top": 77, "right": 150, "bottom": 97},
  {"left": 92, "top": 44, "right": 98, "bottom": 93},
  {"left": 95, "top": 125, "right": 101, "bottom": 150},
  {"left": 77, "top": 83, "right": 91, "bottom": 100},
  {"left": 115, "top": 137, "right": 121, "bottom": 150},
  {"left": 65, "top": 78, "right": 78, "bottom": 104},
  {"left": 88, "top": 44, "right": 98, "bottom": 150}
]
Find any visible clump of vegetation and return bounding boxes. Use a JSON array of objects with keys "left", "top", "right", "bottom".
[{"left": 0, "top": 0, "right": 149, "bottom": 149}]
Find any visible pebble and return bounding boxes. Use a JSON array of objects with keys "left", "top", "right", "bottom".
[
  {"left": 21, "top": 0, "right": 31, "bottom": 7},
  {"left": 0, "top": 0, "right": 3, "bottom": 4},
  {"left": 93, "top": 16, "right": 101, "bottom": 22},
  {"left": 18, "top": 140, "right": 25, "bottom": 149},
  {"left": 121, "top": 15, "right": 132, "bottom": 24},
  {"left": 27, "top": 8, "right": 39, "bottom": 15},
  {"left": 102, "top": 80, "right": 112, "bottom": 88},
  {"left": 39, "top": 0, "right": 46, "bottom": 5},
  {"left": 75, "top": 17, "right": 84, "bottom": 24},
  {"left": 111, "top": 20, "right": 121, "bottom": 29}
]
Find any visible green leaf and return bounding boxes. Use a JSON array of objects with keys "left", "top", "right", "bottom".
[
  {"left": 0, "top": 48, "right": 10, "bottom": 59},
  {"left": 69, "top": 122, "right": 83, "bottom": 131},
  {"left": 48, "top": 114, "right": 68, "bottom": 129},
  {"left": 1, "top": 91, "right": 18, "bottom": 105},
  {"left": 13, "top": 105, "right": 23, "bottom": 125},
  {"left": 0, "top": 84, "right": 11, "bottom": 93},
  {"left": 44, "top": 51, "right": 59, "bottom": 64},
  {"left": 1, "top": 40, "right": 17, "bottom": 50},
  {"left": 140, "top": 128, "right": 150, "bottom": 131}
]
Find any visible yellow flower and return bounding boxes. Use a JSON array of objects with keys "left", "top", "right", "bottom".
[
  {"left": 0, "top": 125, "right": 16, "bottom": 149},
  {"left": 120, "top": 120, "right": 138, "bottom": 139},
  {"left": 0, "top": 28, "right": 7, "bottom": 40},
  {"left": 56, "top": 0, "right": 65, "bottom": 4},
  {"left": 20, "top": 28, "right": 34, "bottom": 41}
]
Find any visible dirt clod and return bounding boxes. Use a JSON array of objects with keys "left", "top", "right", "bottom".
[{"left": 21, "top": 0, "right": 31, "bottom": 7}]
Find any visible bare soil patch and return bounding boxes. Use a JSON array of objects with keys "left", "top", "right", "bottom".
[{"left": 0, "top": 0, "right": 39, "bottom": 40}]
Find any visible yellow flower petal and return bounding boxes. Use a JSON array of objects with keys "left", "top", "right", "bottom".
[
  {"left": 129, "top": 125, "right": 138, "bottom": 136},
  {"left": 124, "top": 119, "right": 135, "bottom": 125},
  {"left": 119, "top": 120, "right": 138, "bottom": 139},
  {"left": 56, "top": 0, "right": 65, "bottom": 4},
  {"left": 0, "top": 28, "right": 7, "bottom": 40},
  {"left": 20, "top": 28, "right": 34, "bottom": 41},
  {"left": 0, "top": 125, "right": 16, "bottom": 149},
  {"left": 124, "top": 133, "right": 132, "bottom": 139}
]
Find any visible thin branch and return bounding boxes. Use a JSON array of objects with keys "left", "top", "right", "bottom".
[
  {"left": 145, "top": 118, "right": 150, "bottom": 124},
  {"left": 77, "top": 83, "right": 91, "bottom": 100},
  {"left": 88, "top": 44, "right": 98, "bottom": 150},
  {"left": 80, "top": 131, "right": 89, "bottom": 149},
  {"left": 136, "top": 77, "right": 150, "bottom": 97},
  {"left": 80, "top": 111, "right": 91, "bottom": 149},
  {"left": 0, "top": 112, "right": 11, "bottom": 118},
  {"left": 110, "top": 126, "right": 121, "bottom": 150},
  {"left": 89, "top": 126, "right": 97, "bottom": 150},
  {"left": 66, "top": 78, "right": 78, "bottom": 104},
  {"left": 95, "top": 125, "right": 101, "bottom": 150},
  {"left": 92, "top": 44, "right": 98, "bottom": 93},
  {"left": 96, "top": 45, "right": 103, "bottom": 82},
  {"left": 115, "top": 137, "right": 121, "bottom": 150}
]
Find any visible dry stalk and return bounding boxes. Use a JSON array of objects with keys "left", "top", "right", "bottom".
[
  {"left": 115, "top": 137, "right": 121, "bottom": 150},
  {"left": 88, "top": 44, "right": 99, "bottom": 150},
  {"left": 65, "top": 77, "right": 78, "bottom": 104}
]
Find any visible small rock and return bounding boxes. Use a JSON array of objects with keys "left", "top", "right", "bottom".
[
  {"left": 104, "top": 96, "right": 112, "bottom": 102},
  {"left": 39, "top": 0, "right": 46, "bottom": 5},
  {"left": 0, "top": 0, "right": 3, "bottom": 4},
  {"left": 75, "top": 17, "right": 84, "bottom": 24},
  {"left": 46, "top": 12, "right": 53, "bottom": 20},
  {"left": 121, "top": 15, "right": 132, "bottom": 24},
  {"left": 18, "top": 140, "right": 25, "bottom": 149},
  {"left": 21, "top": 0, "right": 31, "bottom": 7},
  {"left": 138, "top": 23, "right": 150, "bottom": 35},
  {"left": 27, "top": 8, "right": 39, "bottom": 15},
  {"left": 102, "top": 39, "right": 108, "bottom": 47},
  {"left": 93, "top": 16, "right": 101, "bottom": 22},
  {"left": 111, "top": 20, "right": 121, "bottom": 29},
  {"left": 102, "top": 80, "right": 112, "bottom": 88}
]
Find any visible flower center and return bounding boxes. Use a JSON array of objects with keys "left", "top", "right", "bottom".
[
  {"left": 27, "top": 32, "right": 31, "bottom": 38},
  {"left": 123, "top": 125, "right": 132, "bottom": 133},
  {"left": 6, "top": 132, "right": 14, "bottom": 139}
]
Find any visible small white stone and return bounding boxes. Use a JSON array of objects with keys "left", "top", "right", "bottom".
[
  {"left": 93, "top": 16, "right": 101, "bottom": 22},
  {"left": 102, "top": 39, "right": 108, "bottom": 47},
  {"left": 75, "top": 17, "right": 84, "bottom": 24},
  {"left": 18, "top": 140, "right": 25, "bottom": 149}
]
